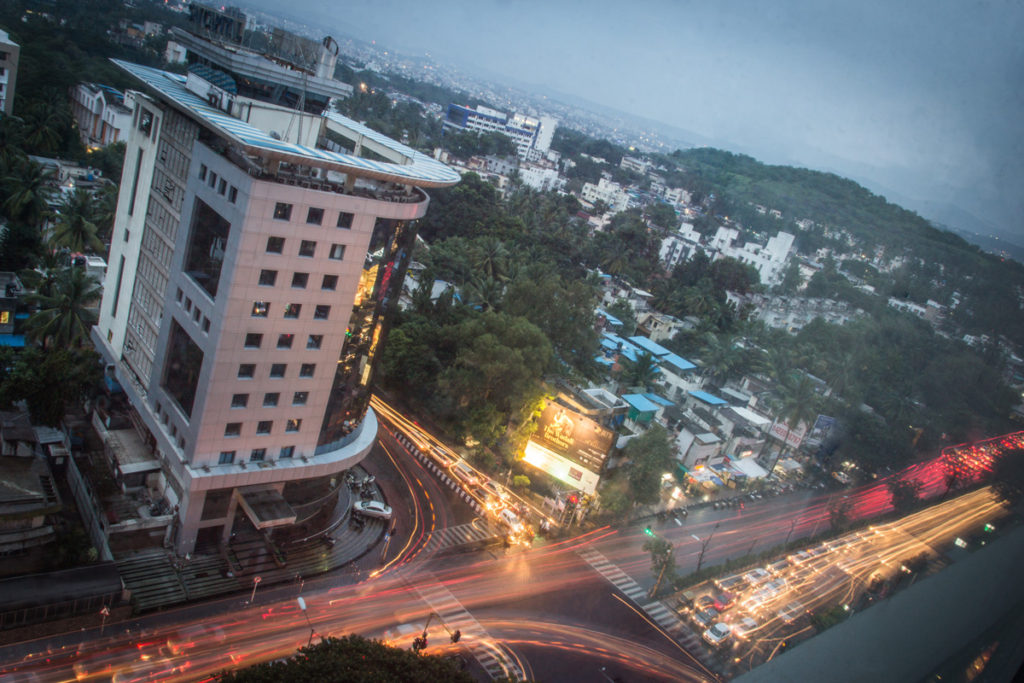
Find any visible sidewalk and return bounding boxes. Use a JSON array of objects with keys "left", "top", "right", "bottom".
[{"left": 114, "top": 467, "right": 387, "bottom": 614}]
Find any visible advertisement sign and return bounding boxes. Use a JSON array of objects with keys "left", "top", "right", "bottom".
[
  {"left": 806, "top": 414, "right": 836, "bottom": 444},
  {"left": 532, "top": 404, "right": 615, "bottom": 473},
  {"left": 768, "top": 419, "right": 807, "bottom": 449},
  {"left": 523, "top": 440, "right": 601, "bottom": 494}
]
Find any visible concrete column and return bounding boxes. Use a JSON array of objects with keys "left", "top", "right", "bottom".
[
  {"left": 221, "top": 489, "right": 240, "bottom": 544},
  {"left": 173, "top": 488, "right": 206, "bottom": 555}
]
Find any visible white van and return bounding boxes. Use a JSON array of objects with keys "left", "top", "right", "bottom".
[{"left": 498, "top": 509, "right": 523, "bottom": 532}]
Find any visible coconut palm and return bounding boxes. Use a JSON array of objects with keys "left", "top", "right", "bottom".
[
  {"left": 3, "top": 159, "right": 55, "bottom": 227},
  {"left": 24, "top": 267, "right": 102, "bottom": 349},
  {"left": 765, "top": 372, "right": 820, "bottom": 473},
  {"left": 93, "top": 182, "right": 119, "bottom": 244},
  {"left": 52, "top": 188, "right": 104, "bottom": 253},
  {"left": 0, "top": 115, "right": 27, "bottom": 168},
  {"left": 620, "top": 350, "right": 660, "bottom": 391},
  {"left": 471, "top": 237, "right": 510, "bottom": 282}
]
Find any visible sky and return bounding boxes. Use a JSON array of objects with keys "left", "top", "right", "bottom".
[{"left": 244, "top": 0, "right": 1023, "bottom": 240}]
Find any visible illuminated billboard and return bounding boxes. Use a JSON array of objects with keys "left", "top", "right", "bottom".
[
  {"left": 523, "top": 440, "right": 601, "bottom": 494},
  {"left": 532, "top": 404, "right": 614, "bottom": 473}
]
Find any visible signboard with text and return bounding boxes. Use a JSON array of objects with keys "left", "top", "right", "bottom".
[
  {"left": 768, "top": 419, "right": 807, "bottom": 449},
  {"left": 532, "top": 404, "right": 614, "bottom": 473},
  {"left": 523, "top": 440, "right": 601, "bottom": 494}
]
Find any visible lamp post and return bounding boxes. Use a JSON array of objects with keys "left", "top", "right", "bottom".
[
  {"left": 297, "top": 597, "right": 316, "bottom": 647},
  {"left": 248, "top": 575, "right": 262, "bottom": 605}
]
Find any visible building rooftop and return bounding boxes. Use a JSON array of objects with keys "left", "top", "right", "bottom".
[
  {"left": 621, "top": 393, "right": 660, "bottom": 413},
  {"left": 113, "top": 60, "right": 460, "bottom": 188},
  {"left": 689, "top": 390, "right": 728, "bottom": 406},
  {"left": 628, "top": 335, "right": 672, "bottom": 357}
]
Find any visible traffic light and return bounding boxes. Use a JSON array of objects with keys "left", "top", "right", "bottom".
[
  {"left": 644, "top": 526, "right": 654, "bottom": 536},
  {"left": 567, "top": 494, "right": 579, "bottom": 506},
  {"left": 983, "top": 523, "right": 995, "bottom": 532},
  {"left": 450, "top": 629, "right": 461, "bottom": 643}
]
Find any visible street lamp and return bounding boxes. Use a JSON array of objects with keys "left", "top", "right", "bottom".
[
  {"left": 248, "top": 575, "right": 262, "bottom": 605},
  {"left": 297, "top": 597, "right": 316, "bottom": 647}
]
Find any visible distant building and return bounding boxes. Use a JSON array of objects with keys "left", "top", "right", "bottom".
[
  {"left": 0, "top": 28, "right": 20, "bottom": 116},
  {"left": 443, "top": 104, "right": 557, "bottom": 161},
  {"left": 581, "top": 176, "right": 630, "bottom": 213},
  {"left": 70, "top": 83, "right": 134, "bottom": 148},
  {"left": 518, "top": 164, "right": 565, "bottom": 193},
  {"left": 619, "top": 156, "right": 651, "bottom": 175}
]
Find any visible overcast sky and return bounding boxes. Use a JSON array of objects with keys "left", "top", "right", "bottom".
[{"left": 245, "top": 0, "right": 1023, "bottom": 239}]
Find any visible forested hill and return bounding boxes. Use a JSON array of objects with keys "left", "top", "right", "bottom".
[{"left": 660, "top": 147, "right": 1024, "bottom": 346}]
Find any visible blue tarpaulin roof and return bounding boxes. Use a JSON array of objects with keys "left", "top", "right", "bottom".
[
  {"left": 622, "top": 393, "right": 660, "bottom": 412},
  {"left": 689, "top": 390, "right": 728, "bottom": 406},
  {"left": 628, "top": 335, "right": 672, "bottom": 357},
  {"left": 0, "top": 335, "right": 26, "bottom": 347},
  {"left": 596, "top": 309, "right": 623, "bottom": 327},
  {"left": 643, "top": 393, "right": 674, "bottom": 407},
  {"left": 662, "top": 353, "right": 697, "bottom": 372}
]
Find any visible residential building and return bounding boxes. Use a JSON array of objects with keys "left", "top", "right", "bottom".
[
  {"left": 0, "top": 28, "right": 19, "bottom": 115},
  {"left": 91, "top": 60, "right": 458, "bottom": 555},
  {"left": 70, "top": 84, "right": 134, "bottom": 148},
  {"left": 581, "top": 176, "right": 630, "bottom": 213},
  {"left": 518, "top": 164, "right": 565, "bottom": 193},
  {"left": 619, "top": 156, "right": 651, "bottom": 175},
  {"left": 443, "top": 104, "right": 557, "bottom": 161}
]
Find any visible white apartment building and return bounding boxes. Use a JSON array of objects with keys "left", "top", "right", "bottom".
[
  {"left": 443, "top": 104, "right": 558, "bottom": 161},
  {"left": 0, "top": 28, "right": 19, "bottom": 116},
  {"left": 518, "top": 164, "right": 565, "bottom": 193},
  {"left": 92, "top": 60, "right": 458, "bottom": 554},
  {"left": 581, "top": 176, "right": 630, "bottom": 213},
  {"left": 659, "top": 222, "right": 702, "bottom": 270},
  {"left": 70, "top": 83, "right": 134, "bottom": 148}
]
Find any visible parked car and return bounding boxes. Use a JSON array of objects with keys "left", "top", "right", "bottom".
[
  {"left": 693, "top": 607, "right": 719, "bottom": 628},
  {"left": 451, "top": 461, "right": 480, "bottom": 486},
  {"left": 353, "top": 500, "right": 393, "bottom": 520},
  {"left": 713, "top": 592, "right": 735, "bottom": 611},
  {"left": 483, "top": 480, "right": 509, "bottom": 501},
  {"left": 743, "top": 568, "right": 771, "bottom": 585},
  {"left": 767, "top": 558, "right": 791, "bottom": 575},
  {"left": 695, "top": 595, "right": 716, "bottom": 611},
  {"left": 702, "top": 622, "right": 732, "bottom": 647}
]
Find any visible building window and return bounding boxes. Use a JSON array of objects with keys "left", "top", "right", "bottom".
[
  {"left": 277, "top": 333, "right": 294, "bottom": 349},
  {"left": 225, "top": 423, "right": 242, "bottom": 437},
  {"left": 270, "top": 363, "right": 286, "bottom": 378},
  {"left": 266, "top": 236, "right": 285, "bottom": 254},
  {"left": 238, "top": 363, "right": 255, "bottom": 378},
  {"left": 307, "top": 334, "right": 323, "bottom": 350},
  {"left": 299, "top": 363, "right": 315, "bottom": 378},
  {"left": 291, "top": 272, "right": 309, "bottom": 288},
  {"left": 284, "top": 303, "right": 301, "bottom": 319},
  {"left": 321, "top": 274, "right": 338, "bottom": 290},
  {"left": 328, "top": 244, "right": 346, "bottom": 260},
  {"left": 208, "top": 171, "right": 217, "bottom": 188},
  {"left": 256, "top": 421, "right": 272, "bottom": 435},
  {"left": 263, "top": 392, "right": 280, "bottom": 407},
  {"left": 273, "top": 202, "right": 293, "bottom": 220},
  {"left": 250, "top": 448, "right": 266, "bottom": 462},
  {"left": 218, "top": 178, "right": 227, "bottom": 196},
  {"left": 244, "top": 333, "right": 262, "bottom": 348},
  {"left": 299, "top": 240, "right": 316, "bottom": 257},
  {"left": 314, "top": 305, "right": 331, "bottom": 320},
  {"left": 251, "top": 301, "right": 269, "bottom": 317},
  {"left": 336, "top": 211, "right": 354, "bottom": 229},
  {"left": 219, "top": 450, "right": 235, "bottom": 464},
  {"left": 285, "top": 418, "right": 302, "bottom": 433},
  {"left": 292, "top": 391, "right": 308, "bottom": 406},
  {"left": 199, "top": 164, "right": 208, "bottom": 181},
  {"left": 258, "top": 269, "right": 277, "bottom": 286},
  {"left": 231, "top": 393, "right": 248, "bottom": 408},
  {"left": 228, "top": 186, "right": 238, "bottom": 203},
  {"left": 192, "top": 307, "right": 201, "bottom": 322},
  {"left": 184, "top": 198, "right": 233, "bottom": 299},
  {"left": 161, "top": 321, "right": 204, "bottom": 419},
  {"left": 139, "top": 109, "right": 154, "bottom": 135},
  {"left": 279, "top": 446, "right": 295, "bottom": 459},
  {"left": 202, "top": 317, "right": 211, "bottom": 333},
  {"left": 307, "top": 207, "right": 324, "bottom": 225}
]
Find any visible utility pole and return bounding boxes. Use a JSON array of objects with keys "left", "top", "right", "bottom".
[
  {"left": 297, "top": 597, "right": 316, "bottom": 647},
  {"left": 248, "top": 575, "right": 262, "bottom": 605},
  {"left": 695, "top": 522, "right": 720, "bottom": 573}
]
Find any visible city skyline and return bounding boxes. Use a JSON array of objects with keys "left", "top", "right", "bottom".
[{"left": 243, "top": 0, "right": 1024, "bottom": 241}]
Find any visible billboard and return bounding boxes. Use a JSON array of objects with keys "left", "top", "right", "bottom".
[
  {"left": 768, "top": 419, "right": 807, "bottom": 449},
  {"left": 523, "top": 440, "right": 601, "bottom": 495},
  {"left": 532, "top": 404, "right": 615, "bottom": 473}
]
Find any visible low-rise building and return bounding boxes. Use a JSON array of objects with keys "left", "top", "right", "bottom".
[{"left": 70, "top": 83, "right": 134, "bottom": 148}]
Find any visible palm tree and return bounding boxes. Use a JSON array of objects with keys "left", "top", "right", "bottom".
[
  {"left": 765, "top": 372, "right": 819, "bottom": 474},
  {"left": 93, "top": 182, "right": 119, "bottom": 244},
  {"left": 52, "top": 188, "right": 104, "bottom": 253},
  {"left": 3, "top": 159, "right": 55, "bottom": 227},
  {"left": 22, "top": 99, "right": 67, "bottom": 155},
  {"left": 0, "top": 115, "right": 27, "bottom": 169},
  {"left": 698, "top": 331, "right": 746, "bottom": 385},
  {"left": 471, "top": 237, "right": 510, "bottom": 282},
  {"left": 24, "top": 267, "right": 102, "bottom": 349},
  {"left": 463, "top": 274, "right": 505, "bottom": 312},
  {"left": 620, "top": 350, "right": 660, "bottom": 391}
]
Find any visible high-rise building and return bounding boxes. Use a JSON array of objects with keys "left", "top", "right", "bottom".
[
  {"left": 0, "top": 28, "right": 20, "bottom": 116},
  {"left": 92, "top": 60, "right": 458, "bottom": 554},
  {"left": 443, "top": 104, "right": 557, "bottom": 161}
]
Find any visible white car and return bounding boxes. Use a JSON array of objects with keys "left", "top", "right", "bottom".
[
  {"left": 483, "top": 480, "right": 509, "bottom": 501},
  {"left": 353, "top": 500, "right": 393, "bottom": 520},
  {"left": 777, "top": 601, "right": 804, "bottom": 624},
  {"left": 702, "top": 622, "right": 732, "bottom": 647},
  {"left": 743, "top": 568, "right": 771, "bottom": 585}
]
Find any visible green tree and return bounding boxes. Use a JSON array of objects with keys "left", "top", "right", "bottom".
[
  {"left": 888, "top": 479, "right": 922, "bottom": 514},
  {"left": 765, "top": 372, "right": 819, "bottom": 472},
  {"left": 605, "top": 298, "right": 638, "bottom": 336},
  {"left": 215, "top": 635, "right": 475, "bottom": 683},
  {"left": 624, "top": 424, "right": 674, "bottom": 505},
  {"left": 619, "top": 350, "right": 659, "bottom": 391},
  {"left": 3, "top": 158, "right": 55, "bottom": 227},
  {"left": 0, "top": 346, "right": 101, "bottom": 427},
  {"left": 24, "top": 267, "right": 102, "bottom": 349},
  {"left": 643, "top": 535, "right": 676, "bottom": 596},
  {"left": 52, "top": 187, "right": 104, "bottom": 253}
]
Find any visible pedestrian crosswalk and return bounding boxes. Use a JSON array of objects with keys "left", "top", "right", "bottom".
[
  {"left": 423, "top": 522, "right": 501, "bottom": 553},
  {"left": 576, "top": 546, "right": 718, "bottom": 671},
  {"left": 415, "top": 578, "right": 523, "bottom": 681}
]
